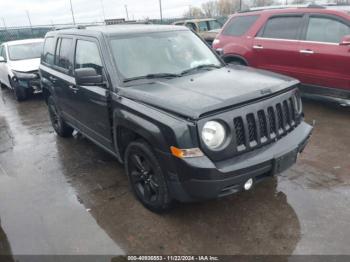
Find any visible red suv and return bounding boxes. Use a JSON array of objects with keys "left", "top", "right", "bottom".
[{"left": 213, "top": 6, "right": 350, "bottom": 105}]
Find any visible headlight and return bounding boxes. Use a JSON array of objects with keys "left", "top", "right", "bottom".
[
  {"left": 201, "top": 121, "right": 226, "bottom": 149},
  {"left": 12, "top": 70, "right": 38, "bottom": 80}
]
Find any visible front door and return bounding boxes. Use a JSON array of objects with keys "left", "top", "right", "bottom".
[
  {"left": 298, "top": 14, "right": 350, "bottom": 93},
  {"left": 253, "top": 14, "right": 303, "bottom": 80},
  {"left": 71, "top": 38, "right": 113, "bottom": 150}
]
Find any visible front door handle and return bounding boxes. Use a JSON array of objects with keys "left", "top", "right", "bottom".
[
  {"left": 253, "top": 45, "right": 264, "bottom": 49},
  {"left": 300, "top": 49, "right": 314, "bottom": 54},
  {"left": 69, "top": 85, "right": 79, "bottom": 93}
]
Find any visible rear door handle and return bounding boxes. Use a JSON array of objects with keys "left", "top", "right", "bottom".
[
  {"left": 300, "top": 49, "right": 314, "bottom": 54},
  {"left": 253, "top": 45, "right": 264, "bottom": 49},
  {"left": 49, "top": 76, "right": 57, "bottom": 82}
]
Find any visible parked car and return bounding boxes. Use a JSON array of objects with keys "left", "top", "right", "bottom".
[
  {"left": 40, "top": 25, "right": 312, "bottom": 212},
  {"left": 173, "top": 18, "right": 222, "bottom": 45},
  {"left": 0, "top": 38, "right": 44, "bottom": 101},
  {"left": 213, "top": 6, "right": 350, "bottom": 105}
]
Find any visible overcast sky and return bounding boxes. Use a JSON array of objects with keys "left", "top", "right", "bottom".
[{"left": 0, "top": 0, "right": 213, "bottom": 27}]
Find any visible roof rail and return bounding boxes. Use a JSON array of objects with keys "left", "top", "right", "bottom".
[
  {"left": 239, "top": 3, "right": 325, "bottom": 13},
  {"left": 54, "top": 25, "right": 86, "bottom": 31}
]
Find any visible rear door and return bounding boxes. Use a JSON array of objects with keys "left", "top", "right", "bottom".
[
  {"left": 253, "top": 14, "right": 303, "bottom": 79},
  {"left": 298, "top": 14, "right": 350, "bottom": 92},
  {"left": 71, "top": 37, "right": 113, "bottom": 150},
  {"left": 51, "top": 36, "right": 76, "bottom": 124}
]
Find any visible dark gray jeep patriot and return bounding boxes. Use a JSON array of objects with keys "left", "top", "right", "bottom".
[{"left": 40, "top": 24, "right": 313, "bottom": 212}]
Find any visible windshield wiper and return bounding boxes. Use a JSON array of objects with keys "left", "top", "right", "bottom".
[
  {"left": 123, "top": 73, "right": 181, "bottom": 83},
  {"left": 180, "top": 64, "right": 222, "bottom": 76}
]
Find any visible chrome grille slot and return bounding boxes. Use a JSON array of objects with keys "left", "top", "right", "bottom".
[
  {"left": 258, "top": 110, "right": 268, "bottom": 143},
  {"left": 247, "top": 113, "right": 257, "bottom": 147},
  {"left": 234, "top": 117, "right": 246, "bottom": 151},
  {"left": 276, "top": 103, "right": 284, "bottom": 134}
]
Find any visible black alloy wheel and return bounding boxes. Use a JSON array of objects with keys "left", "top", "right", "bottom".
[
  {"left": 47, "top": 96, "right": 73, "bottom": 137},
  {"left": 125, "top": 140, "right": 173, "bottom": 213}
]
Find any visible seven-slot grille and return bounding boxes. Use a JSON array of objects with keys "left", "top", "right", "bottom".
[{"left": 233, "top": 96, "right": 300, "bottom": 153}]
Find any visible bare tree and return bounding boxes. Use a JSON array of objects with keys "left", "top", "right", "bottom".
[
  {"left": 202, "top": 1, "right": 219, "bottom": 17},
  {"left": 252, "top": 0, "right": 275, "bottom": 7},
  {"left": 217, "top": 0, "right": 240, "bottom": 16},
  {"left": 183, "top": 6, "right": 205, "bottom": 18},
  {"left": 291, "top": 0, "right": 307, "bottom": 4}
]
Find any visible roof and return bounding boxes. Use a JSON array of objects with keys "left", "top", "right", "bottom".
[
  {"left": 235, "top": 7, "right": 348, "bottom": 16},
  {"left": 237, "top": 4, "right": 350, "bottom": 16},
  {"left": 4, "top": 38, "right": 44, "bottom": 46},
  {"left": 174, "top": 18, "right": 218, "bottom": 23},
  {"left": 48, "top": 24, "right": 188, "bottom": 38}
]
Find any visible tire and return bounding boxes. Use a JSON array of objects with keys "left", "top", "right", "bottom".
[
  {"left": 125, "top": 140, "right": 174, "bottom": 213},
  {"left": 226, "top": 58, "right": 247, "bottom": 66},
  {"left": 47, "top": 96, "right": 74, "bottom": 137},
  {"left": 9, "top": 78, "right": 29, "bottom": 102}
]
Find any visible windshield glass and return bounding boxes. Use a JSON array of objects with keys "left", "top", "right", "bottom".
[
  {"left": 109, "top": 30, "right": 221, "bottom": 81},
  {"left": 8, "top": 42, "right": 43, "bottom": 61}
]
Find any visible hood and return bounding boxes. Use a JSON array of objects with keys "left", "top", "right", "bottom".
[
  {"left": 9, "top": 58, "right": 40, "bottom": 72},
  {"left": 119, "top": 66, "right": 299, "bottom": 120}
]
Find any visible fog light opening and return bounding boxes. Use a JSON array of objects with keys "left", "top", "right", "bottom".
[{"left": 244, "top": 179, "right": 254, "bottom": 191}]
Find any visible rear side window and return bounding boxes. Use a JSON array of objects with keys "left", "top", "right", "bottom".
[
  {"left": 42, "top": 37, "right": 56, "bottom": 65},
  {"left": 306, "top": 17, "right": 350, "bottom": 43},
  {"left": 55, "top": 38, "right": 73, "bottom": 70},
  {"left": 260, "top": 16, "right": 302, "bottom": 40},
  {"left": 223, "top": 15, "right": 259, "bottom": 36},
  {"left": 198, "top": 21, "right": 209, "bottom": 31},
  {"left": 75, "top": 40, "right": 103, "bottom": 75}
]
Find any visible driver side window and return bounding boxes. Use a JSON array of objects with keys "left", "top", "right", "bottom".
[{"left": 75, "top": 39, "right": 103, "bottom": 75}]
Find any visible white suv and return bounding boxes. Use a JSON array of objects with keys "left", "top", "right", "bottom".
[{"left": 0, "top": 38, "right": 44, "bottom": 101}]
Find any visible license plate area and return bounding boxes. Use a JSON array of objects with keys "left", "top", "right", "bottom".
[{"left": 274, "top": 149, "right": 298, "bottom": 174}]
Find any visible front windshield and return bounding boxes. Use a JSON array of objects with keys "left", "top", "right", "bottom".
[
  {"left": 109, "top": 30, "right": 222, "bottom": 81},
  {"left": 8, "top": 42, "right": 43, "bottom": 61}
]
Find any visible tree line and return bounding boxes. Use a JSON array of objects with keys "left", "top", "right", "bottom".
[{"left": 183, "top": 0, "right": 316, "bottom": 18}]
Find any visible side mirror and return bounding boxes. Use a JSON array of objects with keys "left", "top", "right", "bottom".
[
  {"left": 75, "top": 68, "right": 103, "bottom": 86},
  {"left": 0, "top": 56, "right": 6, "bottom": 63},
  {"left": 339, "top": 35, "right": 350, "bottom": 46}
]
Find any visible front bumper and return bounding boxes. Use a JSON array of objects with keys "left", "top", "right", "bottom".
[
  {"left": 165, "top": 121, "right": 313, "bottom": 202},
  {"left": 12, "top": 77, "right": 42, "bottom": 92}
]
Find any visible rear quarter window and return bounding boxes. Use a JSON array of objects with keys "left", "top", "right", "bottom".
[
  {"left": 223, "top": 15, "right": 259, "bottom": 36},
  {"left": 42, "top": 37, "right": 56, "bottom": 65}
]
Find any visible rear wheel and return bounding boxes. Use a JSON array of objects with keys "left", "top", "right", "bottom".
[
  {"left": 48, "top": 96, "right": 73, "bottom": 137},
  {"left": 125, "top": 140, "right": 173, "bottom": 213}
]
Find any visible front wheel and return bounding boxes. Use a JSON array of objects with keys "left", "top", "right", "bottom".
[
  {"left": 125, "top": 140, "right": 174, "bottom": 213},
  {"left": 48, "top": 96, "right": 73, "bottom": 137},
  {"left": 13, "top": 83, "right": 27, "bottom": 102}
]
